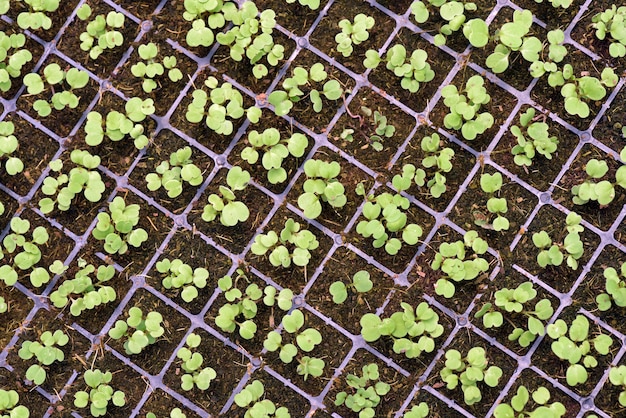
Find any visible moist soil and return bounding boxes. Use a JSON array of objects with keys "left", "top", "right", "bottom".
[
  {"left": 328, "top": 87, "right": 417, "bottom": 174},
  {"left": 592, "top": 85, "right": 626, "bottom": 154},
  {"left": 254, "top": 0, "right": 331, "bottom": 37}
]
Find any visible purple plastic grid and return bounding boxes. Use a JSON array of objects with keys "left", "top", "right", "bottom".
[{"left": 0, "top": 0, "right": 625, "bottom": 417}]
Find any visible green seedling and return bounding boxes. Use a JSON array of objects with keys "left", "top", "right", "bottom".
[
  {"left": 268, "top": 62, "right": 344, "bottom": 116},
  {"left": 329, "top": 270, "right": 373, "bottom": 304},
  {"left": 131, "top": 43, "right": 183, "bottom": 93},
  {"left": 529, "top": 29, "right": 568, "bottom": 78},
  {"left": 241, "top": 127, "right": 308, "bottom": 184},
  {"left": 185, "top": 76, "right": 261, "bottom": 135},
  {"left": 402, "top": 403, "right": 430, "bottom": 418},
  {"left": 546, "top": 314, "right": 613, "bottom": 386},
  {"left": 494, "top": 385, "right": 566, "bottom": 417},
  {"left": 510, "top": 108, "right": 559, "bottom": 167},
  {"left": 532, "top": 212, "right": 584, "bottom": 270},
  {"left": 297, "top": 159, "right": 346, "bottom": 219},
  {"left": 475, "top": 281, "right": 554, "bottom": 347},
  {"left": 335, "top": 14, "right": 374, "bottom": 57},
  {"left": 215, "top": 269, "right": 292, "bottom": 340},
  {"left": 548, "top": 64, "right": 618, "bottom": 118},
  {"left": 91, "top": 196, "right": 149, "bottom": 255},
  {"left": 176, "top": 333, "right": 216, "bottom": 391},
  {"left": 74, "top": 369, "right": 126, "bottom": 417},
  {"left": 440, "top": 347, "right": 503, "bottom": 405},
  {"left": 441, "top": 75, "right": 494, "bottom": 140},
  {"left": 393, "top": 133, "right": 454, "bottom": 198},
  {"left": 156, "top": 258, "right": 208, "bottom": 303},
  {"left": 0, "top": 296, "right": 7, "bottom": 313},
  {"left": 431, "top": 230, "right": 490, "bottom": 298},
  {"left": 146, "top": 408, "right": 187, "bottom": 418},
  {"left": 410, "top": 0, "right": 488, "bottom": 47},
  {"left": 77, "top": 5, "right": 125, "bottom": 60},
  {"left": 0, "top": 121, "right": 24, "bottom": 175},
  {"left": 234, "top": 380, "right": 291, "bottom": 417},
  {"left": 571, "top": 155, "right": 626, "bottom": 206},
  {"left": 84, "top": 97, "right": 154, "bottom": 150},
  {"left": 474, "top": 172, "right": 509, "bottom": 231},
  {"left": 360, "top": 301, "right": 444, "bottom": 359},
  {"left": 108, "top": 306, "right": 164, "bottom": 355},
  {"left": 251, "top": 218, "right": 319, "bottom": 268},
  {"left": 592, "top": 5, "right": 626, "bottom": 58},
  {"left": 285, "top": 0, "right": 319, "bottom": 9},
  {"left": 356, "top": 192, "right": 423, "bottom": 255},
  {"left": 49, "top": 259, "right": 116, "bottom": 316},
  {"left": 23, "top": 63, "right": 90, "bottom": 117},
  {"left": 363, "top": 44, "right": 435, "bottom": 93},
  {"left": 608, "top": 366, "right": 626, "bottom": 406},
  {"left": 39, "top": 150, "right": 106, "bottom": 214},
  {"left": 15, "top": 0, "right": 60, "bottom": 31},
  {"left": 263, "top": 309, "right": 325, "bottom": 380},
  {"left": 145, "top": 146, "right": 203, "bottom": 198},
  {"left": 182, "top": 0, "right": 238, "bottom": 47},
  {"left": 486, "top": 9, "right": 542, "bottom": 74},
  {"left": 596, "top": 261, "right": 626, "bottom": 311},
  {"left": 0, "top": 31, "right": 33, "bottom": 93},
  {"left": 0, "top": 389, "right": 29, "bottom": 418},
  {"left": 202, "top": 166, "right": 250, "bottom": 226},
  {"left": 0, "top": 217, "right": 65, "bottom": 288},
  {"left": 216, "top": 2, "right": 285, "bottom": 78},
  {"left": 334, "top": 363, "right": 390, "bottom": 417},
  {"left": 18, "top": 329, "right": 69, "bottom": 385}
]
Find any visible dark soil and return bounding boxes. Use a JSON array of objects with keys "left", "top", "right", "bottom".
[
  {"left": 1, "top": 112, "right": 59, "bottom": 197},
  {"left": 138, "top": 388, "right": 202, "bottom": 418},
  {"left": 368, "top": 27, "right": 457, "bottom": 115},
  {"left": 514, "top": 0, "right": 583, "bottom": 30},
  {"left": 0, "top": 282, "right": 34, "bottom": 349},
  {"left": 254, "top": 0, "right": 330, "bottom": 36},
  {"left": 592, "top": 85, "right": 626, "bottom": 154},
  {"left": 328, "top": 87, "right": 417, "bottom": 174},
  {"left": 394, "top": 124, "right": 477, "bottom": 213},
  {"left": 0, "top": 367, "right": 50, "bottom": 417},
  {"left": 147, "top": 228, "right": 231, "bottom": 316},
  {"left": 305, "top": 245, "right": 393, "bottom": 336},
  {"left": 450, "top": 163, "right": 538, "bottom": 252},
  {"left": 205, "top": 267, "right": 285, "bottom": 356}
]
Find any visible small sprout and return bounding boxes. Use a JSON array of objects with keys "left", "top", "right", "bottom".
[
  {"left": 440, "top": 347, "right": 502, "bottom": 405},
  {"left": 595, "top": 261, "right": 626, "bottom": 311},
  {"left": 0, "top": 389, "right": 30, "bottom": 417},
  {"left": 571, "top": 155, "right": 626, "bottom": 206},
  {"left": 91, "top": 196, "right": 149, "bottom": 255},
  {"left": 441, "top": 75, "right": 494, "bottom": 140},
  {"left": 592, "top": 6, "right": 626, "bottom": 58},
  {"left": 74, "top": 369, "right": 126, "bottom": 417},
  {"left": 233, "top": 380, "right": 291, "bottom": 416},
  {"left": 176, "top": 333, "right": 216, "bottom": 391},
  {"left": 335, "top": 14, "right": 375, "bottom": 57},
  {"left": 475, "top": 172, "right": 510, "bottom": 231},
  {"left": 608, "top": 366, "right": 626, "bottom": 406},
  {"left": 297, "top": 159, "right": 346, "bottom": 219},
  {"left": 285, "top": 0, "right": 319, "bottom": 10},
  {"left": 546, "top": 314, "right": 613, "bottom": 386},
  {"left": 131, "top": 43, "right": 183, "bottom": 93},
  {"left": 85, "top": 98, "right": 153, "bottom": 150},
  {"left": 23, "top": 64, "right": 90, "bottom": 117},
  {"left": 363, "top": 44, "right": 435, "bottom": 93},
  {"left": 0, "top": 31, "right": 33, "bottom": 93},
  {"left": 49, "top": 260, "right": 116, "bottom": 316},
  {"left": 19, "top": 330, "right": 69, "bottom": 385},
  {"left": 16, "top": 0, "right": 60, "bottom": 31},
  {"left": 108, "top": 306, "right": 164, "bottom": 355},
  {"left": 334, "top": 363, "right": 390, "bottom": 417},
  {"left": 202, "top": 166, "right": 250, "bottom": 226},
  {"left": 486, "top": 9, "right": 541, "bottom": 74},
  {"left": 156, "top": 258, "right": 208, "bottom": 303},
  {"left": 79, "top": 10, "right": 125, "bottom": 59},
  {"left": 251, "top": 218, "right": 319, "bottom": 268},
  {"left": 145, "top": 146, "right": 203, "bottom": 198},
  {"left": 355, "top": 192, "right": 423, "bottom": 255},
  {"left": 494, "top": 385, "right": 566, "bottom": 417},
  {"left": 532, "top": 212, "right": 584, "bottom": 270},
  {"left": 329, "top": 270, "right": 372, "bottom": 304},
  {"left": 360, "top": 301, "right": 444, "bottom": 359},
  {"left": 511, "top": 108, "right": 559, "bottom": 167},
  {"left": 0, "top": 121, "right": 24, "bottom": 175}
]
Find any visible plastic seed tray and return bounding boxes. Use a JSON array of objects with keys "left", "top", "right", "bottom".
[{"left": 1, "top": 0, "right": 626, "bottom": 417}]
